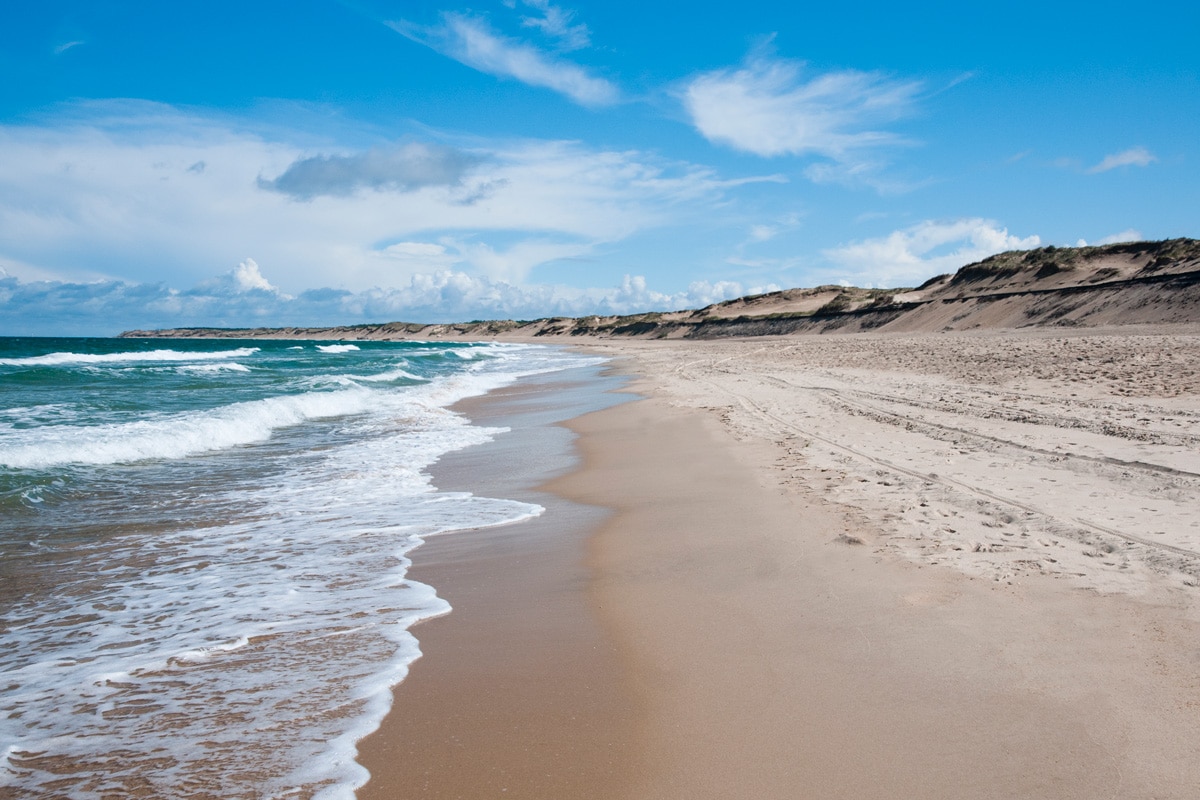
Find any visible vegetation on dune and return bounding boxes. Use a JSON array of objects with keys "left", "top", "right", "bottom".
[{"left": 953, "top": 238, "right": 1200, "bottom": 288}]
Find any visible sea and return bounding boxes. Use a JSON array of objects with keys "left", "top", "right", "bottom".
[{"left": 0, "top": 336, "right": 605, "bottom": 799}]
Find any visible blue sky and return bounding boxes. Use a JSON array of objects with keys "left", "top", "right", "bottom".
[{"left": 1, "top": 0, "right": 1196, "bottom": 335}]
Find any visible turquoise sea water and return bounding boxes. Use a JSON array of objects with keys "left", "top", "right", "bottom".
[{"left": 0, "top": 337, "right": 600, "bottom": 799}]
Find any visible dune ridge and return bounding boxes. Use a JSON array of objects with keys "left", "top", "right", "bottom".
[{"left": 121, "top": 238, "right": 1200, "bottom": 340}]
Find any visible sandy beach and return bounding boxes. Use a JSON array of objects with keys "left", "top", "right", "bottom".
[{"left": 358, "top": 325, "right": 1200, "bottom": 798}]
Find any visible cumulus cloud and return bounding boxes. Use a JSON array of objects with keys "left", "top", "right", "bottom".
[
  {"left": 0, "top": 268, "right": 765, "bottom": 337},
  {"left": 822, "top": 219, "right": 1041, "bottom": 288},
  {"left": 258, "top": 143, "right": 475, "bottom": 199},
  {"left": 1087, "top": 146, "right": 1156, "bottom": 174},
  {"left": 232, "top": 258, "right": 277, "bottom": 292},
  {"left": 185, "top": 258, "right": 290, "bottom": 300},
  {"left": 390, "top": 13, "right": 617, "bottom": 107},
  {"left": 682, "top": 48, "right": 921, "bottom": 161}
]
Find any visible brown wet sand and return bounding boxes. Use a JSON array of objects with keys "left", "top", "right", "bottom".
[
  {"left": 355, "top": 365, "right": 641, "bottom": 800},
  {"left": 358, "top": 347, "right": 1200, "bottom": 799}
]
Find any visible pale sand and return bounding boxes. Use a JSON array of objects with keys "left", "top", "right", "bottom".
[{"left": 359, "top": 327, "right": 1200, "bottom": 798}]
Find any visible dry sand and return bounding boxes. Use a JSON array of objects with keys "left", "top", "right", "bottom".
[{"left": 358, "top": 326, "right": 1200, "bottom": 799}]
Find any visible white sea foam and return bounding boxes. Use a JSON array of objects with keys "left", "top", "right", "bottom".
[
  {"left": 174, "top": 362, "right": 252, "bottom": 374},
  {"left": 0, "top": 387, "right": 379, "bottom": 469},
  {"left": 0, "top": 342, "right": 605, "bottom": 799},
  {"left": 317, "top": 344, "right": 361, "bottom": 353},
  {"left": 0, "top": 347, "right": 259, "bottom": 366},
  {"left": 347, "top": 366, "right": 424, "bottom": 383}
]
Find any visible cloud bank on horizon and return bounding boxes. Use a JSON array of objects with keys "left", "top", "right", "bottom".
[{"left": 0, "top": 0, "right": 1194, "bottom": 335}]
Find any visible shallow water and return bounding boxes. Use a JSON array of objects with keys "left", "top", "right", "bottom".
[{"left": 0, "top": 337, "right": 602, "bottom": 799}]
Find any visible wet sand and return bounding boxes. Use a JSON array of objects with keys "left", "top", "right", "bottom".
[
  {"left": 355, "top": 365, "right": 641, "bottom": 800},
  {"left": 358, "top": 328, "right": 1200, "bottom": 799}
]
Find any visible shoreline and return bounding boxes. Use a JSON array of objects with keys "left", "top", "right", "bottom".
[
  {"left": 357, "top": 330, "right": 1200, "bottom": 798},
  {"left": 355, "top": 362, "right": 642, "bottom": 799}
]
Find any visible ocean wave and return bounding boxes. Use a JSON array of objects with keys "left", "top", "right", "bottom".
[
  {"left": 347, "top": 367, "right": 424, "bottom": 383},
  {"left": 0, "top": 387, "right": 378, "bottom": 469},
  {"left": 316, "top": 344, "right": 360, "bottom": 353},
  {"left": 174, "top": 363, "right": 252, "bottom": 374},
  {"left": 0, "top": 348, "right": 259, "bottom": 367}
]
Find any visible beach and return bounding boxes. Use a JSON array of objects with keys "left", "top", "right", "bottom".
[
  {"left": 358, "top": 325, "right": 1200, "bottom": 798},
  {"left": 0, "top": 339, "right": 611, "bottom": 799}
]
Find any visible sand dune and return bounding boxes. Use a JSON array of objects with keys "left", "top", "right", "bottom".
[{"left": 122, "top": 238, "right": 1200, "bottom": 341}]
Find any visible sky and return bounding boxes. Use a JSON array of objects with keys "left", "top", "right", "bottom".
[{"left": 1, "top": 0, "right": 1196, "bottom": 335}]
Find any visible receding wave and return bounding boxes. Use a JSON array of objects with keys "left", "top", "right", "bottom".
[
  {"left": 0, "top": 348, "right": 260, "bottom": 367},
  {"left": 0, "top": 388, "right": 376, "bottom": 469}
]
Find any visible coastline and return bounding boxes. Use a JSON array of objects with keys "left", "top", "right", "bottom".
[
  {"left": 355, "top": 361, "right": 642, "bottom": 799},
  {"left": 357, "top": 329, "right": 1200, "bottom": 798}
]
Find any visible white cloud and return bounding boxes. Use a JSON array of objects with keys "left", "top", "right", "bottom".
[
  {"left": 390, "top": 13, "right": 617, "bottom": 107},
  {"left": 607, "top": 274, "right": 776, "bottom": 312},
  {"left": 0, "top": 102, "right": 765, "bottom": 295},
  {"left": 0, "top": 268, "right": 768, "bottom": 337},
  {"left": 682, "top": 48, "right": 921, "bottom": 161},
  {"left": 749, "top": 224, "right": 777, "bottom": 243},
  {"left": 1087, "top": 146, "right": 1156, "bottom": 174},
  {"left": 53, "top": 41, "right": 85, "bottom": 55},
  {"left": 435, "top": 236, "right": 593, "bottom": 283},
  {"left": 1076, "top": 229, "right": 1145, "bottom": 247},
  {"left": 822, "top": 219, "right": 1040, "bottom": 287},
  {"left": 738, "top": 213, "right": 803, "bottom": 247},
  {"left": 232, "top": 258, "right": 277, "bottom": 292},
  {"left": 517, "top": 0, "right": 590, "bottom": 50},
  {"left": 803, "top": 158, "right": 927, "bottom": 193},
  {"left": 1095, "top": 228, "right": 1143, "bottom": 245},
  {"left": 379, "top": 241, "right": 458, "bottom": 269}
]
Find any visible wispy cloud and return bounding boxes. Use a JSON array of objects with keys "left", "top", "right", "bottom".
[
  {"left": 737, "top": 212, "right": 803, "bottom": 247},
  {"left": 512, "top": 0, "right": 591, "bottom": 50},
  {"left": 803, "top": 158, "right": 928, "bottom": 194},
  {"left": 389, "top": 12, "right": 617, "bottom": 107},
  {"left": 822, "top": 219, "right": 1040, "bottom": 287},
  {"left": 53, "top": 40, "right": 86, "bottom": 55},
  {"left": 682, "top": 46, "right": 922, "bottom": 162},
  {"left": 1087, "top": 146, "right": 1156, "bottom": 174},
  {"left": 258, "top": 144, "right": 476, "bottom": 199}
]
